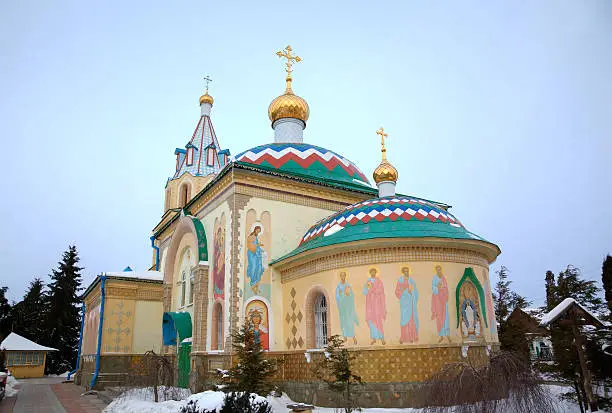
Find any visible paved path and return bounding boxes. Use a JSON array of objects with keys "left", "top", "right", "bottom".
[{"left": 1, "top": 378, "right": 107, "bottom": 413}]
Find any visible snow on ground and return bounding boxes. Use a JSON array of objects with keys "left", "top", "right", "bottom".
[
  {"left": 47, "top": 371, "right": 70, "bottom": 378},
  {"left": 5, "top": 375, "right": 19, "bottom": 397},
  {"left": 102, "top": 385, "right": 588, "bottom": 413}
]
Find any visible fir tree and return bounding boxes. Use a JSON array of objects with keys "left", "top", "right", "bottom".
[
  {"left": 42, "top": 246, "right": 83, "bottom": 374},
  {"left": 0, "top": 286, "right": 12, "bottom": 340},
  {"left": 314, "top": 335, "right": 362, "bottom": 413},
  {"left": 224, "top": 322, "right": 278, "bottom": 396},
  {"left": 11, "top": 279, "right": 47, "bottom": 340},
  {"left": 492, "top": 266, "right": 531, "bottom": 356},
  {"left": 602, "top": 255, "right": 612, "bottom": 316},
  {"left": 493, "top": 266, "right": 530, "bottom": 326},
  {"left": 547, "top": 265, "right": 609, "bottom": 408},
  {"left": 545, "top": 270, "right": 557, "bottom": 311}
]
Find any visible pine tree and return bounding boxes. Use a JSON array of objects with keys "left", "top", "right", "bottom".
[
  {"left": 545, "top": 270, "right": 557, "bottom": 311},
  {"left": 555, "top": 265, "right": 605, "bottom": 314},
  {"left": 11, "top": 279, "right": 47, "bottom": 341},
  {"left": 547, "top": 264, "right": 610, "bottom": 407},
  {"left": 42, "top": 246, "right": 83, "bottom": 374},
  {"left": 314, "top": 335, "right": 362, "bottom": 413},
  {"left": 0, "top": 286, "right": 12, "bottom": 341},
  {"left": 493, "top": 266, "right": 531, "bottom": 356},
  {"left": 224, "top": 323, "right": 278, "bottom": 396},
  {"left": 602, "top": 255, "right": 612, "bottom": 316}
]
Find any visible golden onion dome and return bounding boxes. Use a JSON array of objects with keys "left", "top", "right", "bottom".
[
  {"left": 373, "top": 159, "right": 398, "bottom": 184},
  {"left": 199, "top": 91, "right": 214, "bottom": 106},
  {"left": 268, "top": 76, "right": 309, "bottom": 126}
]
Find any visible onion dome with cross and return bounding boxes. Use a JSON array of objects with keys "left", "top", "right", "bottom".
[
  {"left": 235, "top": 46, "right": 371, "bottom": 191},
  {"left": 271, "top": 127, "right": 501, "bottom": 266}
]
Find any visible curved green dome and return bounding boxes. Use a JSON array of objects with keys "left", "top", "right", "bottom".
[
  {"left": 278, "top": 196, "right": 492, "bottom": 261},
  {"left": 235, "top": 143, "right": 371, "bottom": 190}
]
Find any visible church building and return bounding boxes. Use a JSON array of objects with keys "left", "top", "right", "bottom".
[{"left": 77, "top": 46, "right": 501, "bottom": 407}]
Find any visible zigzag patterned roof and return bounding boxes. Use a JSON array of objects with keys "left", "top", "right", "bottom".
[
  {"left": 235, "top": 143, "right": 370, "bottom": 187},
  {"left": 300, "top": 196, "right": 465, "bottom": 246}
]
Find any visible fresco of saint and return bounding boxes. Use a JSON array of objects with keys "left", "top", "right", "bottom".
[
  {"left": 213, "top": 220, "right": 225, "bottom": 300},
  {"left": 431, "top": 265, "right": 450, "bottom": 343},
  {"left": 363, "top": 267, "right": 386, "bottom": 345},
  {"left": 335, "top": 271, "right": 359, "bottom": 344},
  {"left": 396, "top": 266, "right": 419, "bottom": 344},
  {"left": 460, "top": 283, "right": 481, "bottom": 341},
  {"left": 246, "top": 224, "right": 266, "bottom": 295},
  {"left": 247, "top": 302, "right": 269, "bottom": 350}
]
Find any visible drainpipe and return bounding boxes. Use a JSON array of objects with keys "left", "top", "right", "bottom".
[
  {"left": 67, "top": 303, "right": 86, "bottom": 381},
  {"left": 90, "top": 275, "right": 107, "bottom": 389},
  {"left": 151, "top": 236, "right": 160, "bottom": 270}
]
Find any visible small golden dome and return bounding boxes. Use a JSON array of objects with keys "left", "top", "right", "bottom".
[
  {"left": 373, "top": 159, "right": 398, "bottom": 184},
  {"left": 268, "top": 76, "right": 309, "bottom": 125},
  {"left": 199, "top": 91, "right": 214, "bottom": 106}
]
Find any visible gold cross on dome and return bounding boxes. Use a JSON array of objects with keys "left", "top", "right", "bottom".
[
  {"left": 203, "top": 75, "right": 212, "bottom": 92},
  {"left": 376, "top": 127, "right": 388, "bottom": 150},
  {"left": 276, "top": 45, "right": 302, "bottom": 75}
]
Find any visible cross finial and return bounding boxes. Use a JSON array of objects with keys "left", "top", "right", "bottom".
[
  {"left": 203, "top": 75, "right": 212, "bottom": 93},
  {"left": 376, "top": 127, "right": 388, "bottom": 160},
  {"left": 276, "top": 45, "right": 302, "bottom": 76}
]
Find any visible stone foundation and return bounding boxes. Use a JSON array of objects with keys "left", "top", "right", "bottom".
[{"left": 75, "top": 344, "right": 495, "bottom": 407}]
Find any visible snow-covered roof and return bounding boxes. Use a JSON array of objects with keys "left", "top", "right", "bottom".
[
  {"left": 0, "top": 332, "right": 57, "bottom": 352},
  {"left": 540, "top": 298, "right": 604, "bottom": 327},
  {"left": 102, "top": 270, "right": 164, "bottom": 282}
]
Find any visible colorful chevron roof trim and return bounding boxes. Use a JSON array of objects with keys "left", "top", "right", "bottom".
[
  {"left": 299, "top": 196, "right": 464, "bottom": 246},
  {"left": 235, "top": 143, "right": 369, "bottom": 184}
]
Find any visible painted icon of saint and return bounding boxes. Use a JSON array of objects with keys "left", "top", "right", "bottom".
[
  {"left": 363, "top": 267, "right": 386, "bottom": 345},
  {"left": 213, "top": 225, "right": 225, "bottom": 300},
  {"left": 460, "top": 283, "right": 481, "bottom": 341},
  {"left": 431, "top": 265, "right": 450, "bottom": 343},
  {"left": 249, "top": 308, "right": 269, "bottom": 350},
  {"left": 335, "top": 271, "right": 359, "bottom": 344},
  {"left": 246, "top": 225, "right": 265, "bottom": 295},
  {"left": 396, "top": 266, "right": 419, "bottom": 344}
]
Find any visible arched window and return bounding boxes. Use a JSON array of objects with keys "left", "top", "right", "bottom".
[
  {"left": 189, "top": 271, "right": 194, "bottom": 305},
  {"left": 177, "top": 248, "right": 192, "bottom": 309},
  {"left": 211, "top": 302, "right": 224, "bottom": 350},
  {"left": 180, "top": 269, "right": 187, "bottom": 307},
  {"left": 314, "top": 294, "right": 328, "bottom": 348},
  {"left": 179, "top": 184, "right": 191, "bottom": 207}
]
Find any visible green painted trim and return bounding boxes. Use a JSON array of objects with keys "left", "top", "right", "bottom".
[
  {"left": 455, "top": 267, "right": 488, "bottom": 329},
  {"left": 191, "top": 218, "right": 208, "bottom": 262}
]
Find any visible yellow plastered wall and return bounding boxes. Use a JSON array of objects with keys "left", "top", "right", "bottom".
[
  {"left": 237, "top": 196, "right": 341, "bottom": 350},
  {"left": 101, "top": 298, "right": 136, "bottom": 354},
  {"left": 133, "top": 301, "right": 163, "bottom": 353},
  {"left": 8, "top": 352, "right": 47, "bottom": 378},
  {"left": 282, "top": 261, "right": 497, "bottom": 350}
]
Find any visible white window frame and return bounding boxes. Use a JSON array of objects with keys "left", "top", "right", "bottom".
[
  {"left": 314, "top": 294, "right": 328, "bottom": 348},
  {"left": 186, "top": 147, "right": 194, "bottom": 166},
  {"left": 206, "top": 147, "right": 216, "bottom": 166}
]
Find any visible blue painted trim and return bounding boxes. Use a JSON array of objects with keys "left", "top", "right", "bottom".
[
  {"left": 151, "top": 236, "right": 160, "bottom": 270},
  {"left": 90, "top": 275, "right": 107, "bottom": 388},
  {"left": 67, "top": 303, "right": 86, "bottom": 381}
]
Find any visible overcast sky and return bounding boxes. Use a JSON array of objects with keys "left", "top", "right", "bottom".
[{"left": 1, "top": 1, "right": 610, "bottom": 304}]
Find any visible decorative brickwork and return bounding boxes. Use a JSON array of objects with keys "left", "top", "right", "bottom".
[
  {"left": 280, "top": 246, "right": 489, "bottom": 283},
  {"left": 285, "top": 287, "right": 304, "bottom": 349},
  {"left": 192, "top": 265, "right": 210, "bottom": 353}
]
